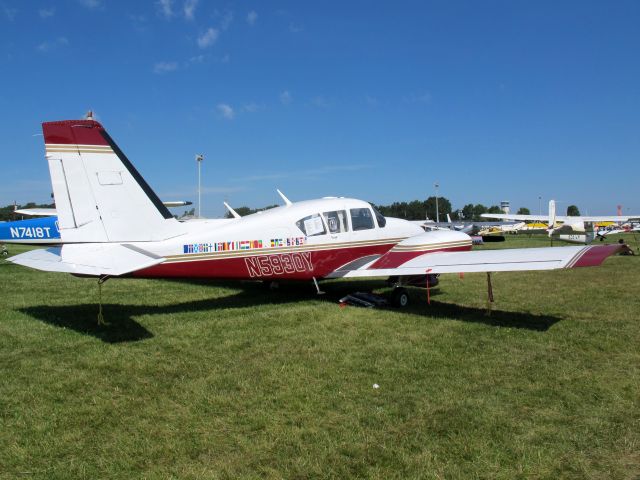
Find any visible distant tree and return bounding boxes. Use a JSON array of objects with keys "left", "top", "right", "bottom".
[
  {"left": 425, "top": 196, "right": 452, "bottom": 221},
  {"left": 472, "top": 204, "right": 488, "bottom": 221},
  {"left": 375, "top": 198, "right": 451, "bottom": 221},
  {"left": 516, "top": 207, "right": 530, "bottom": 215},
  {"left": 567, "top": 205, "right": 580, "bottom": 216},
  {"left": 461, "top": 204, "right": 475, "bottom": 221},
  {"left": 486, "top": 205, "right": 502, "bottom": 214}
]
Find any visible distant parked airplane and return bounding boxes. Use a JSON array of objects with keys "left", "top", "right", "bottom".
[
  {"left": 481, "top": 200, "right": 640, "bottom": 244},
  {"left": 1, "top": 202, "right": 192, "bottom": 249}
]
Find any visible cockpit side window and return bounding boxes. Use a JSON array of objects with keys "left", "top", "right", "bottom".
[
  {"left": 350, "top": 208, "right": 375, "bottom": 231},
  {"left": 296, "top": 213, "right": 326, "bottom": 236},
  {"left": 323, "top": 210, "right": 349, "bottom": 233},
  {"left": 372, "top": 205, "right": 386, "bottom": 228}
]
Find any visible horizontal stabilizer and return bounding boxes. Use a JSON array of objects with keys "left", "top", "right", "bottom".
[{"left": 8, "top": 244, "right": 165, "bottom": 276}]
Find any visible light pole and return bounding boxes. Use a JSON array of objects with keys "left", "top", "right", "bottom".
[
  {"left": 434, "top": 182, "right": 440, "bottom": 223},
  {"left": 196, "top": 154, "right": 204, "bottom": 218},
  {"left": 538, "top": 196, "right": 542, "bottom": 215}
]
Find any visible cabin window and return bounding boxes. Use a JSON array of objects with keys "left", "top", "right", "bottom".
[
  {"left": 323, "top": 210, "right": 349, "bottom": 233},
  {"left": 372, "top": 206, "right": 386, "bottom": 228},
  {"left": 350, "top": 208, "right": 375, "bottom": 231},
  {"left": 296, "top": 213, "right": 326, "bottom": 236}
]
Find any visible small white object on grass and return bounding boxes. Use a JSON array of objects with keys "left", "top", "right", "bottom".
[{"left": 373, "top": 383, "right": 380, "bottom": 389}]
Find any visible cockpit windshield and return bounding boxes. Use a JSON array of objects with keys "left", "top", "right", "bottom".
[{"left": 371, "top": 205, "right": 386, "bottom": 228}]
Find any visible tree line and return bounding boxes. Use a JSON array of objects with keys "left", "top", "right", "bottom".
[
  {"left": 0, "top": 200, "right": 582, "bottom": 223},
  {"left": 372, "top": 197, "right": 534, "bottom": 222}
]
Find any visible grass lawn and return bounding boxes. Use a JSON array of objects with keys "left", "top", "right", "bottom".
[{"left": 1, "top": 236, "right": 639, "bottom": 479}]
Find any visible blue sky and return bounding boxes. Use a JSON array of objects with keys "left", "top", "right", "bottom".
[{"left": 1, "top": 0, "right": 638, "bottom": 218}]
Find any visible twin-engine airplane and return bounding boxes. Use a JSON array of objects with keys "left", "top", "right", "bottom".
[{"left": 8, "top": 119, "right": 626, "bottom": 308}]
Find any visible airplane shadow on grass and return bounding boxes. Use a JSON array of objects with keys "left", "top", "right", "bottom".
[{"left": 19, "top": 279, "right": 560, "bottom": 343}]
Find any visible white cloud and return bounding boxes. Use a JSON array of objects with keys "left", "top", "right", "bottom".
[
  {"left": 157, "top": 0, "right": 173, "bottom": 18},
  {"left": 36, "top": 37, "right": 69, "bottom": 53},
  {"left": 279, "top": 90, "right": 292, "bottom": 105},
  {"left": 2, "top": 4, "right": 17, "bottom": 21},
  {"left": 406, "top": 92, "right": 432, "bottom": 104},
  {"left": 289, "top": 22, "right": 303, "bottom": 33},
  {"left": 217, "top": 103, "right": 235, "bottom": 119},
  {"left": 219, "top": 10, "right": 233, "bottom": 30},
  {"left": 38, "top": 7, "right": 55, "bottom": 19},
  {"left": 188, "top": 54, "right": 205, "bottom": 64},
  {"left": 183, "top": 0, "right": 197, "bottom": 20},
  {"left": 365, "top": 95, "right": 378, "bottom": 106},
  {"left": 247, "top": 10, "right": 257, "bottom": 26},
  {"left": 197, "top": 27, "right": 219, "bottom": 48},
  {"left": 242, "top": 103, "right": 262, "bottom": 113},
  {"left": 153, "top": 61, "right": 178, "bottom": 74},
  {"left": 78, "top": 0, "right": 102, "bottom": 8},
  {"left": 310, "top": 96, "right": 330, "bottom": 108}
]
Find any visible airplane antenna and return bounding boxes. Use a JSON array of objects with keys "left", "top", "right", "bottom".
[
  {"left": 277, "top": 189, "right": 293, "bottom": 206},
  {"left": 223, "top": 202, "right": 241, "bottom": 219}
]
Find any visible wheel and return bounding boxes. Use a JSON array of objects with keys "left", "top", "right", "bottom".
[{"left": 391, "top": 287, "right": 409, "bottom": 308}]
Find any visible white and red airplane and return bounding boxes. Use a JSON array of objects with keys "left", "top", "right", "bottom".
[{"left": 8, "top": 119, "right": 626, "bottom": 307}]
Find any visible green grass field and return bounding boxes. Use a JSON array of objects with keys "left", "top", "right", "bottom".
[{"left": 1, "top": 236, "right": 639, "bottom": 479}]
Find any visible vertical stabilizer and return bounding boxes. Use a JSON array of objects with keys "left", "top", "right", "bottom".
[
  {"left": 547, "top": 200, "right": 557, "bottom": 237},
  {"left": 43, "top": 119, "right": 185, "bottom": 243}
]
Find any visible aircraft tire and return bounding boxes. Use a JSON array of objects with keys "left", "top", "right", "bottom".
[{"left": 391, "top": 287, "right": 409, "bottom": 308}]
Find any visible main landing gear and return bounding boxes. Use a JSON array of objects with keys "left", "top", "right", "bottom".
[
  {"left": 390, "top": 287, "right": 409, "bottom": 308},
  {"left": 386, "top": 274, "right": 440, "bottom": 308}
]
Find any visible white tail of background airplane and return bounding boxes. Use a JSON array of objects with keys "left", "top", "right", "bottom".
[
  {"left": 43, "top": 119, "right": 185, "bottom": 243},
  {"left": 547, "top": 199, "right": 557, "bottom": 236}
]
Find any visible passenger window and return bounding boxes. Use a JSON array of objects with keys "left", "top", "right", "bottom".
[
  {"left": 350, "top": 208, "right": 375, "bottom": 231},
  {"left": 296, "top": 213, "right": 326, "bottom": 236},
  {"left": 323, "top": 210, "right": 349, "bottom": 233}
]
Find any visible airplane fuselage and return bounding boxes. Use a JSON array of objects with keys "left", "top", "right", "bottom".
[
  {"left": 132, "top": 198, "right": 471, "bottom": 280},
  {"left": 0, "top": 216, "right": 60, "bottom": 245}
]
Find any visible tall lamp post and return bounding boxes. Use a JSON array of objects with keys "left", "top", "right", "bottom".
[
  {"left": 434, "top": 182, "right": 440, "bottom": 223},
  {"left": 196, "top": 154, "right": 204, "bottom": 218},
  {"left": 538, "top": 195, "right": 542, "bottom": 215}
]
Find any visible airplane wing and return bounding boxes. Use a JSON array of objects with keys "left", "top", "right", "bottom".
[
  {"left": 483, "top": 213, "right": 640, "bottom": 223},
  {"left": 557, "top": 215, "right": 640, "bottom": 222},
  {"left": 481, "top": 213, "right": 548, "bottom": 221},
  {"left": 8, "top": 244, "right": 165, "bottom": 276},
  {"left": 14, "top": 208, "right": 57, "bottom": 216},
  {"left": 326, "top": 244, "right": 625, "bottom": 278}
]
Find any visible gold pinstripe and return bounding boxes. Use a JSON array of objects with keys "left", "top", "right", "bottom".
[
  {"left": 45, "top": 144, "right": 113, "bottom": 154},
  {"left": 389, "top": 240, "right": 472, "bottom": 252}
]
